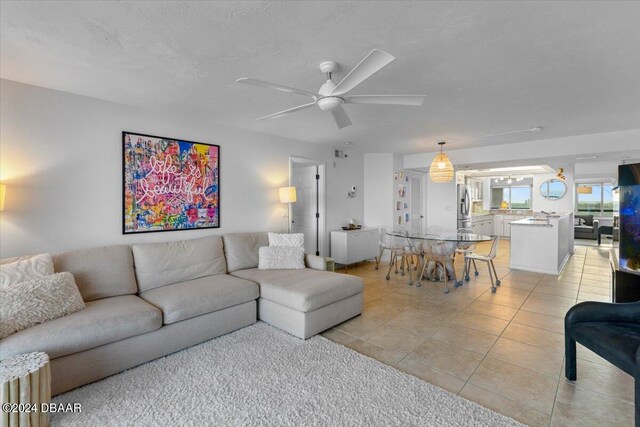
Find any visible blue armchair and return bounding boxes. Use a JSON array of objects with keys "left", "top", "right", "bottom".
[{"left": 565, "top": 301, "right": 640, "bottom": 425}]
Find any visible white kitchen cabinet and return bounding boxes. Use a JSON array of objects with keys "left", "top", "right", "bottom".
[
  {"left": 471, "top": 215, "right": 493, "bottom": 236},
  {"left": 503, "top": 215, "right": 526, "bottom": 237},
  {"left": 331, "top": 227, "right": 379, "bottom": 269},
  {"left": 493, "top": 215, "right": 504, "bottom": 236}
]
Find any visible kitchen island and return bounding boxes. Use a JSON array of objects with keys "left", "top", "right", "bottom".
[{"left": 509, "top": 212, "right": 574, "bottom": 274}]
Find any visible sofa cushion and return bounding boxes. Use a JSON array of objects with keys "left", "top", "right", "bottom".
[
  {"left": 230, "top": 268, "right": 363, "bottom": 312},
  {"left": 258, "top": 246, "right": 305, "bottom": 270},
  {"left": 0, "top": 272, "right": 85, "bottom": 339},
  {"left": 0, "top": 295, "right": 161, "bottom": 360},
  {"left": 0, "top": 253, "right": 54, "bottom": 286},
  {"left": 133, "top": 236, "right": 226, "bottom": 292},
  {"left": 52, "top": 245, "right": 137, "bottom": 301},
  {"left": 268, "top": 232, "right": 304, "bottom": 248},
  {"left": 575, "top": 225, "right": 594, "bottom": 232},
  {"left": 576, "top": 215, "right": 594, "bottom": 226},
  {"left": 223, "top": 232, "right": 269, "bottom": 273},
  {"left": 139, "top": 275, "right": 259, "bottom": 325}
]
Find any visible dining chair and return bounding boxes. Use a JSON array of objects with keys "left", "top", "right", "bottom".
[
  {"left": 384, "top": 230, "right": 413, "bottom": 281},
  {"left": 464, "top": 235, "right": 501, "bottom": 292},
  {"left": 418, "top": 235, "right": 458, "bottom": 293},
  {"left": 455, "top": 227, "right": 479, "bottom": 285},
  {"left": 375, "top": 227, "right": 394, "bottom": 270}
]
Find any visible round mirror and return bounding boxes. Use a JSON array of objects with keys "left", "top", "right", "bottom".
[{"left": 540, "top": 179, "right": 567, "bottom": 200}]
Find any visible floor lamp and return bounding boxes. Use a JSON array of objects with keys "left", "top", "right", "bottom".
[{"left": 279, "top": 186, "right": 297, "bottom": 232}]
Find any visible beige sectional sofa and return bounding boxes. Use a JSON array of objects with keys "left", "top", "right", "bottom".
[{"left": 0, "top": 232, "right": 364, "bottom": 395}]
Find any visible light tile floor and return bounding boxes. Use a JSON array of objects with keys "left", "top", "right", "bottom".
[{"left": 322, "top": 240, "right": 635, "bottom": 426}]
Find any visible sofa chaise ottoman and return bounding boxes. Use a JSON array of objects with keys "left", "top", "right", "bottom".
[{"left": 223, "top": 232, "right": 364, "bottom": 339}]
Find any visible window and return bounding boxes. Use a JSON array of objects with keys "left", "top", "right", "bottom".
[
  {"left": 576, "top": 183, "right": 614, "bottom": 217},
  {"left": 490, "top": 185, "right": 532, "bottom": 209}
]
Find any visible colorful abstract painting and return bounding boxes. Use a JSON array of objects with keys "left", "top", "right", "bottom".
[{"left": 123, "top": 132, "right": 220, "bottom": 234}]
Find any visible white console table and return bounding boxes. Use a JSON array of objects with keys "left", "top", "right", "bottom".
[{"left": 330, "top": 227, "right": 379, "bottom": 272}]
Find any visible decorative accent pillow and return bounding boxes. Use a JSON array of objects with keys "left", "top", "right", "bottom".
[
  {"left": 0, "top": 272, "right": 85, "bottom": 339},
  {"left": 0, "top": 253, "right": 54, "bottom": 286},
  {"left": 574, "top": 217, "right": 584, "bottom": 226},
  {"left": 258, "top": 246, "right": 305, "bottom": 270},
  {"left": 268, "top": 232, "right": 304, "bottom": 248}
]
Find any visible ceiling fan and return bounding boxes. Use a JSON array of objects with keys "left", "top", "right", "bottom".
[{"left": 236, "top": 49, "right": 426, "bottom": 129}]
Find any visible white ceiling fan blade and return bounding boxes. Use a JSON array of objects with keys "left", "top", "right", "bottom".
[
  {"left": 332, "top": 107, "right": 352, "bottom": 129},
  {"left": 346, "top": 95, "right": 425, "bottom": 106},
  {"left": 255, "top": 102, "right": 317, "bottom": 121},
  {"left": 330, "top": 49, "right": 395, "bottom": 96},
  {"left": 237, "top": 78, "right": 317, "bottom": 100}
]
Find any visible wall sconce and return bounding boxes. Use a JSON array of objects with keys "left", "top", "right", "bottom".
[
  {"left": 279, "top": 186, "right": 297, "bottom": 232},
  {"left": 0, "top": 184, "right": 5, "bottom": 211}
]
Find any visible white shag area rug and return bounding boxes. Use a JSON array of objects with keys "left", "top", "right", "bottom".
[{"left": 52, "top": 322, "right": 522, "bottom": 426}]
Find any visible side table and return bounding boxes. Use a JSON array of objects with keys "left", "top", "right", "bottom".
[
  {"left": 598, "top": 225, "right": 613, "bottom": 245},
  {"left": 1, "top": 352, "right": 50, "bottom": 427}
]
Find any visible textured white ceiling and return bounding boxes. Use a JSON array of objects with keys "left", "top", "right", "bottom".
[{"left": 2, "top": 1, "right": 639, "bottom": 153}]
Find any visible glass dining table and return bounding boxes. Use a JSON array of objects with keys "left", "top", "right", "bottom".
[{"left": 385, "top": 230, "right": 493, "bottom": 292}]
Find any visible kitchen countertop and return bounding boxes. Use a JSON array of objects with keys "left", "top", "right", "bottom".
[
  {"left": 511, "top": 212, "right": 572, "bottom": 227},
  {"left": 471, "top": 210, "right": 533, "bottom": 216},
  {"left": 511, "top": 218, "right": 553, "bottom": 227}
]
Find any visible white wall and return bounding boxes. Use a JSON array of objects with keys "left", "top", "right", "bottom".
[
  {"left": 532, "top": 168, "right": 575, "bottom": 213},
  {"left": 424, "top": 177, "right": 457, "bottom": 230},
  {"left": 0, "top": 80, "right": 364, "bottom": 257},
  {"left": 363, "top": 153, "right": 394, "bottom": 229}
]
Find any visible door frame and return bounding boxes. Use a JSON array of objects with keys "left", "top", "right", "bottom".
[
  {"left": 406, "top": 169, "right": 428, "bottom": 233},
  {"left": 289, "top": 156, "right": 327, "bottom": 257}
]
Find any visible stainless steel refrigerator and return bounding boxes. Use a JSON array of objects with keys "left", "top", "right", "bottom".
[{"left": 457, "top": 184, "right": 471, "bottom": 230}]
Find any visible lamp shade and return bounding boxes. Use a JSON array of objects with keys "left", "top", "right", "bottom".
[
  {"left": 577, "top": 186, "right": 593, "bottom": 194},
  {"left": 429, "top": 143, "right": 454, "bottom": 183},
  {"left": 0, "top": 184, "right": 5, "bottom": 211},
  {"left": 279, "top": 186, "right": 297, "bottom": 203}
]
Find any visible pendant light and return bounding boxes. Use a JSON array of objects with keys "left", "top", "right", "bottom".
[{"left": 429, "top": 141, "right": 454, "bottom": 183}]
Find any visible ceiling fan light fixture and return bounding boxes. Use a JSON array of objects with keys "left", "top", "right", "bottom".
[
  {"left": 317, "top": 96, "right": 344, "bottom": 111},
  {"left": 429, "top": 141, "right": 454, "bottom": 183}
]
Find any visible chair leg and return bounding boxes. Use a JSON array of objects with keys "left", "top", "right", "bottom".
[
  {"left": 565, "top": 336, "right": 577, "bottom": 381},
  {"left": 385, "top": 253, "right": 395, "bottom": 280},
  {"left": 442, "top": 261, "right": 450, "bottom": 294},
  {"left": 490, "top": 260, "right": 501, "bottom": 285},
  {"left": 635, "top": 374, "right": 639, "bottom": 427},
  {"left": 375, "top": 246, "right": 385, "bottom": 270},
  {"left": 472, "top": 259, "right": 479, "bottom": 276},
  {"left": 417, "top": 256, "right": 429, "bottom": 287},
  {"left": 487, "top": 260, "right": 497, "bottom": 292}
]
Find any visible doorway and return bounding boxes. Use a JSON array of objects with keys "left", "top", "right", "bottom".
[
  {"left": 289, "top": 157, "right": 326, "bottom": 256},
  {"left": 407, "top": 170, "right": 427, "bottom": 233}
]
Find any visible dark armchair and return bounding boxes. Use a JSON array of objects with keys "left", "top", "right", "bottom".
[
  {"left": 565, "top": 301, "right": 640, "bottom": 425},
  {"left": 574, "top": 214, "right": 599, "bottom": 240}
]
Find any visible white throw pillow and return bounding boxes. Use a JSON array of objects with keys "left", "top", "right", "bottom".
[
  {"left": 0, "top": 272, "right": 86, "bottom": 339},
  {"left": 0, "top": 253, "right": 54, "bottom": 286},
  {"left": 268, "top": 232, "right": 304, "bottom": 248},
  {"left": 258, "top": 246, "right": 305, "bottom": 270}
]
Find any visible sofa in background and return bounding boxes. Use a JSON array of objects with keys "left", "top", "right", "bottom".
[
  {"left": 574, "top": 214, "right": 599, "bottom": 240},
  {"left": 0, "top": 233, "right": 364, "bottom": 395}
]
